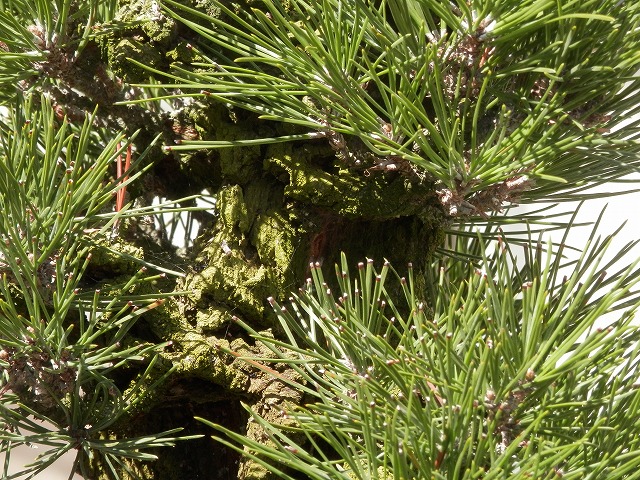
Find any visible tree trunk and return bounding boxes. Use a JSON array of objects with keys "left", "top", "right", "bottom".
[
  {"left": 4, "top": 0, "right": 639, "bottom": 477},
  {"left": 30, "top": 3, "right": 450, "bottom": 478},
  {"left": 82, "top": 97, "right": 446, "bottom": 478}
]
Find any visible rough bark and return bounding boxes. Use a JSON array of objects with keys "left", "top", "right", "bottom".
[
  {"left": 50, "top": 2, "right": 449, "bottom": 478},
  {"left": 86, "top": 114, "right": 447, "bottom": 479}
]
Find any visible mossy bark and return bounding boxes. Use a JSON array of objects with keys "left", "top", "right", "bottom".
[
  {"left": 88, "top": 135, "right": 446, "bottom": 480},
  {"left": 78, "top": 2, "right": 448, "bottom": 479}
]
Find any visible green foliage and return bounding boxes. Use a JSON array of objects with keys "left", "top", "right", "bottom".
[
  {"left": 205, "top": 227, "right": 640, "bottom": 478},
  {"left": 1, "top": 0, "right": 640, "bottom": 479},
  {"left": 0, "top": 0, "right": 119, "bottom": 96},
  {"left": 0, "top": 95, "right": 200, "bottom": 479},
  {"left": 138, "top": 0, "right": 640, "bottom": 216}
]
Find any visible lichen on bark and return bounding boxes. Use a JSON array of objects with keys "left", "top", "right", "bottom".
[
  {"left": 83, "top": 122, "right": 446, "bottom": 480},
  {"left": 75, "top": 2, "right": 449, "bottom": 478},
  {"left": 83, "top": 135, "right": 444, "bottom": 478}
]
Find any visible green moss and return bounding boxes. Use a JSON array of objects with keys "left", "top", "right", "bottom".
[
  {"left": 107, "top": 125, "right": 445, "bottom": 479},
  {"left": 252, "top": 212, "right": 296, "bottom": 271},
  {"left": 185, "top": 103, "right": 276, "bottom": 185},
  {"left": 165, "top": 41, "right": 204, "bottom": 63},
  {"left": 182, "top": 186, "right": 272, "bottom": 325},
  {"left": 218, "top": 184, "right": 251, "bottom": 234},
  {"left": 102, "top": 0, "right": 178, "bottom": 85},
  {"left": 141, "top": 18, "right": 175, "bottom": 45},
  {"left": 266, "top": 144, "right": 442, "bottom": 223},
  {"left": 144, "top": 304, "right": 248, "bottom": 389},
  {"left": 187, "top": 101, "right": 228, "bottom": 134},
  {"left": 184, "top": 182, "right": 308, "bottom": 327},
  {"left": 88, "top": 240, "right": 145, "bottom": 276},
  {"left": 116, "top": 0, "right": 177, "bottom": 46},
  {"left": 219, "top": 145, "right": 265, "bottom": 184},
  {"left": 189, "top": 258, "right": 270, "bottom": 320},
  {"left": 171, "top": 337, "right": 250, "bottom": 392},
  {"left": 108, "top": 38, "right": 163, "bottom": 82},
  {"left": 195, "top": 306, "right": 228, "bottom": 332}
]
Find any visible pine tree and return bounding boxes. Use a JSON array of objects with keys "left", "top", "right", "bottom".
[{"left": 1, "top": 0, "right": 640, "bottom": 479}]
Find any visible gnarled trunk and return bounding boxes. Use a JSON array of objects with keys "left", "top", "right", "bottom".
[{"left": 88, "top": 102, "right": 446, "bottom": 479}]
